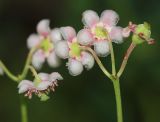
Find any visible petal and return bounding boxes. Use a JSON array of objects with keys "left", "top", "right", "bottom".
[
  {"left": 60, "top": 26, "right": 76, "bottom": 41},
  {"left": 50, "top": 28, "right": 62, "bottom": 43},
  {"left": 38, "top": 73, "right": 49, "bottom": 81},
  {"left": 18, "top": 80, "right": 34, "bottom": 94},
  {"left": 18, "top": 80, "right": 34, "bottom": 88},
  {"left": 67, "top": 59, "right": 83, "bottom": 76},
  {"left": 36, "top": 19, "right": 50, "bottom": 36},
  {"left": 0, "top": 67, "right": 3, "bottom": 75},
  {"left": 55, "top": 41, "right": 69, "bottom": 59},
  {"left": 82, "top": 10, "right": 99, "bottom": 28},
  {"left": 27, "top": 34, "right": 41, "bottom": 49},
  {"left": 100, "top": 10, "right": 119, "bottom": 26},
  {"left": 81, "top": 52, "right": 94, "bottom": 70},
  {"left": 37, "top": 81, "right": 51, "bottom": 90},
  {"left": 94, "top": 41, "right": 110, "bottom": 57},
  {"left": 122, "top": 27, "right": 131, "bottom": 38},
  {"left": 49, "top": 72, "right": 63, "bottom": 81},
  {"left": 47, "top": 51, "right": 60, "bottom": 68},
  {"left": 77, "top": 29, "right": 93, "bottom": 45},
  {"left": 32, "top": 50, "right": 46, "bottom": 70},
  {"left": 109, "top": 26, "right": 123, "bottom": 44}
]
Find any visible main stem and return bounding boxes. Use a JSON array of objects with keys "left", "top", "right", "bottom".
[
  {"left": 20, "top": 97, "right": 28, "bottom": 122},
  {"left": 112, "top": 78, "right": 123, "bottom": 122}
]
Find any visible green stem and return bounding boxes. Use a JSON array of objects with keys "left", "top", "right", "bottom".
[
  {"left": 108, "top": 37, "right": 116, "bottom": 76},
  {"left": 117, "top": 42, "right": 136, "bottom": 77},
  {"left": 112, "top": 78, "right": 123, "bottom": 122},
  {"left": 19, "top": 47, "right": 37, "bottom": 80},
  {"left": 20, "top": 97, "right": 28, "bottom": 122},
  {"left": 81, "top": 46, "right": 112, "bottom": 80},
  {"left": 0, "top": 60, "right": 19, "bottom": 82}
]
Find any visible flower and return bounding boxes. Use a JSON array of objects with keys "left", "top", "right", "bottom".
[
  {"left": 18, "top": 72, "right": 63, "bottom": 101},
  {"left": 0, "top": 67, "right": 3, "bottom": 75},
  {"left": 77, "top": 10, "right": 125, "bottom": 57},
  {"left": 55, "top": 26, "right": 95, "bottom": 76},
  {"left": 27, "top": 19, "right": 62, "bottom": 69}
]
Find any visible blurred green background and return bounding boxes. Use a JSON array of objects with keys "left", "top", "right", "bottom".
[{"left": 0, "top": 0, "right": 160, "bottom": 122}]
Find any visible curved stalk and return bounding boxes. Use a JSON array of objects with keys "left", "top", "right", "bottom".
[
  {"left": 81, "top": 46, "right": 112, "bottom": 80},
  {"left": 0, "top": 60, "right": 19, "bottom": 82},
  {"left": 117, "top": 42, "right": 136, "bottom": 77}
]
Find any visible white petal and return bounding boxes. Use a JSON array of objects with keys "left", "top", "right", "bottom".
[
  {"left": 77, "top": 29, "right": 93, "bottom": 45},
  {"left": 47, "top": 51, "right": 60, "bottom": 68},
  {"left": 27, "top": 34, "right": 41, "bottom": 49},
  {"left": 37, "top": 81, "right": 51, "bottom": 90},
  {"left": 110, "top": 27, "right": 123, "bottom": 44},
  {"left": 32, "top": 50, "right": 46, "bottom": 70},
  {"left": 49, "top": 72, "right": 63, "bottom": 81},
  {"left": 81, "top": 52, "right": 94, "bottom": 70},
  {"left": 0, "top": 67, "right": 3, "bottom": 75},
  {"left": 50, "top": 28, "right": 62, "bottom": 43},
  {"left": 94, "top": 41, "right": 110, "bottom": 57},
  {"left": 60, "top": 27, "right": 76, "bottom": 41},
  {"left": 37, "top": 19, "right": 50, "bottom": 36},
  {"left": 38, "top": 73, "right": 49, "bottom": 81},
  {"left": 82, "top": 10, "right": 99, "bottom": 28},
  {"left": 67, "top": 59, "right": 83, "bottom": 76},
  {"left": 55, "top": 41, "right": 69, "bottom": 59},
  {"left": 18, "top": 80, "right": 34, "bottom": 94},
  {"left": 122, "top": 27, "right": 131, "bottom": 38},
  {"left": 100, "top": 10, "right": 119, "bottom": 26}
]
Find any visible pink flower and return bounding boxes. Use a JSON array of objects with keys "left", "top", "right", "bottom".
[
  {"left": 55, "top": 26, "right": 95, "bottom": 76},
  {"left": 77, "top": 10, "right": 125, "bottom": 57},
  {"left": 27, "top": 19, "right": 62, "bottom": 69},
  {"left": 18, "top": 72, "right": 63, "bottom": 100}
]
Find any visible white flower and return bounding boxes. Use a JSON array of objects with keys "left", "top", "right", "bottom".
[
  {"left": 55, "top": 26, "right": 95, "bottom": 76},
  {"left": 27, "top": 19, "right": 62, "bottom": 69},
  {"left": 78, "top": 10, "right": 125, "bottom": 57},
  {"left": 18, "top": 72, "right": 63, "bottom": 100}
]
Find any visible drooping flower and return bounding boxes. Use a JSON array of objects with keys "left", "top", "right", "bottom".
[
  {"left": 18, "top": 72, "right": 63, "bottom": 101},
  {"left": 55, "top": 26, "right": 95, "bottom": 76},
  {"left": 0, "top": 67, "right": 3, "bottom": 75},
  {"left": 77, "top": 10, "right": 125, "bottom": 57},
  {"left": 27, "top": 19, "right": 62, "bottom": 69}
]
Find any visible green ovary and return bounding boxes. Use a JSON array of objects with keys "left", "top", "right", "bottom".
[
  {"left": 40, "top": 38, "right": 54, "bottom": 53},
  {"left": 95, "top": 26, "right": 108, "bottom": 39},
  {"left": 70, "top": 42, "right": 81, "bottom": 57}
]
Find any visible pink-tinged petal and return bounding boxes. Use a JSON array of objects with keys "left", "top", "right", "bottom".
[
  {"left": 18, "top": 80, "right": 34, "bottom": 94},
  {"left": 122, "top": 27, "right": 131, "bottom": 37},
  {"left": 77, "top": 29, "right": 93, "bottom": 45},
  {"left": 55, "top": 41, "right": 69, "bottom": 59},
  {"left": 94, "top": 41, "right": 110, "bottom": 57},
  {"left": 60, "top": 26, "right": 76, "bottom": 41},
  {"left": 27, "top": 34, "right": 41, "bottom": 49},
  {"left": 81, "top": 52, "right": 94, "bottom": 70},
  {"left": 0, "top": 67, "right": 3, "bottom": 75},
  {"left": 50, "top": 28, "right": 62, "bottom": 43},
  {"left": 67, "top": 59, "right": 83, "bottom": 76},
  {"left": 32, "top": 50, "right": 46, "bottom": 70},
  {"left": 36, "top": 19, "right": 50, "bottom": 36},
  {"left": 100, "top": 10, "right": 119, "bottom": 26},
  {"left": 49, "top": 72, "right": 63, "bottom": 81},
  {"left": 47, "top": 51, "right": 60, "bottom": 68},
  {"left": 38, "top": 73, "right": 49, "bottom": 81},
  {"left": 37, "top": 81, "right": 51, "bottom": 90},
  {"left": 110, "top": 26, "right": 123, "bottom": 44},
  {"left": 82, "top": 10, "right": 99, "bottom": 28}
]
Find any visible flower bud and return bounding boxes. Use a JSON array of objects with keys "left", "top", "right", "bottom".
[{"left": 132, "top": 22, "right": 151, "bottom": 45}]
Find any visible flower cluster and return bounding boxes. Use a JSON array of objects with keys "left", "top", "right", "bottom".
[
  {"left": 18, "top": 72, "right": 63, "bottom": 101},
  {"left": 16, "top": 9, "right": 153, "bottom": 100}
]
